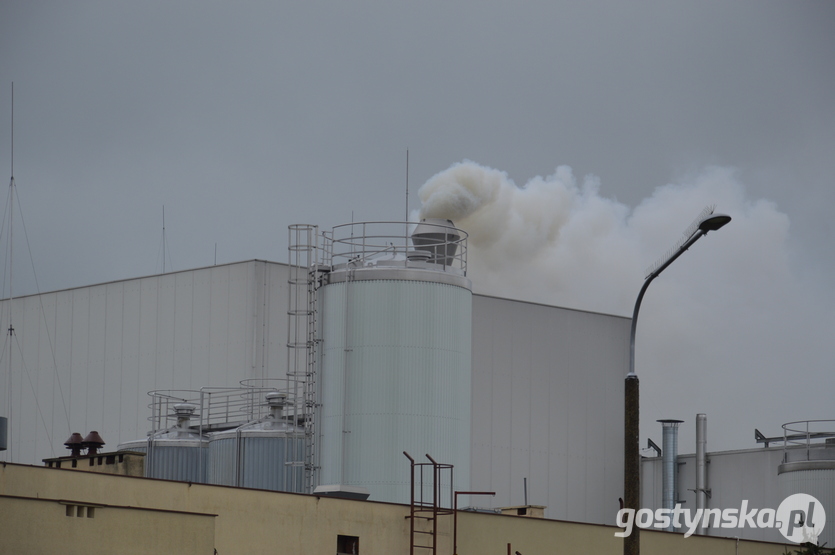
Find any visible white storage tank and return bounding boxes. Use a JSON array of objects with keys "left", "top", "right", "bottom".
[
  {"left": 118, "top": 403, "right": 208, "bottom": 483},
  {"left": 316, "top": 220, "right": 472, "bottom": 504},
  {"left": 208, "top": 392, "right": 305, "bottom": 492},
  {"left": 778, "top": 421, "right": 835, "bottom": 547}
]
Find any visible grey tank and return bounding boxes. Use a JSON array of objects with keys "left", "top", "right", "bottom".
[
  {"left": 208, "top": 392, "right": 305, "bottom": 492},
  {"left": 118, "top": 403, "right": 208, "bottom": 483}
]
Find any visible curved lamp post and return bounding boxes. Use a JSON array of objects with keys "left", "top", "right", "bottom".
[{"left": 624, "top": 210, "right": 731, "bottom": 555}]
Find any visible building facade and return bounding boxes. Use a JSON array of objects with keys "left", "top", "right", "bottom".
[
  {"left": 0, "top": 257, "right": 630, "bottom": 524},
  {"left": 0, "top": 462, "right": 792, "bottom": 555}
]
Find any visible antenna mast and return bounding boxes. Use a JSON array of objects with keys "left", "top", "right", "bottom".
[
  {"left": 3, "top": 83, "right": 16, "bottom": 456},
  {"left": 9, "top": 83, "right": 14, "bottom": 315}
]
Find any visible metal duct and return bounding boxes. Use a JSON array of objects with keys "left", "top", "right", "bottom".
[
  {"left": 695, "top": 414, "right": 707, "bottom": 536},
  {"left": 658, "top": 419, "right": 683, "bottom": 531}
]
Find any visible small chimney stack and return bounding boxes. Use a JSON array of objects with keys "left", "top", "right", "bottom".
[
  {"left": 658, "top": 419, "right": 684, "bottom": 532},
  {"left": 82, "top": 431, "right": 105, "bottom": 456},
  {"left": 64, "top": 432, "right": 84, "bottom": 457}
]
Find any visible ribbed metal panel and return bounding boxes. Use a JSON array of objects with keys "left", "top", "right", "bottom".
[
  {"left": 0, "top": 260, "right": 291, "bottom": 465},
  {"left": 779, "top": 468, "right": 835, "bottom": 547},
  {"left": 118, "top": 434, "right": 209, "bottom": 482},
  {"left": 242, "top": 436, "right": 305, "bottom": 491},
  {"left": 318, "top": 277, "right": 472, "bottom": 504},
  {"left": 208, "top": 434, "right": 305, "bottom": 492},
  {"left": 146, "top": 441, "right": 208, "bottom": 483},
  {"left": 208, "top": 435, "right": 237, "bottom": 486}
]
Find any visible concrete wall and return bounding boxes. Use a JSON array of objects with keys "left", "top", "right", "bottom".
[
  {"left": 0, "top": 491, "right": 215, "bottom": 555},
  {"left": 0, "top": 463, "right": 793, "bottom": 555},
  {"left": 458, "top": 509, "right": 791, "bottom": 555},
  {"left": 44, "top": 451, "right": 145, "bottom": 476}
]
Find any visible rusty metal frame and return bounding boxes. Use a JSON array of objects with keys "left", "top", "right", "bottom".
[{"left": 404, "top": 452, "right": 455, "bottom": 555}]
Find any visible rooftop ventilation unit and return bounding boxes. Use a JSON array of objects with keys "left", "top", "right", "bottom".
[{"left": 410, "top": 218, "right": 461, "bottom": 267}]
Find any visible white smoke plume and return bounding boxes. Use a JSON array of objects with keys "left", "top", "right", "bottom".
[
  {"left": 417, "top": 160, "right": 834, "bottom": 452},
  {"left": 419, "top": 162, "right": 637, "bottom": 313}
]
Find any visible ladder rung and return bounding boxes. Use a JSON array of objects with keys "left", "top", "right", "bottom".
[{"left": 414, "top": 530, "right": 434, "bottom": 535}]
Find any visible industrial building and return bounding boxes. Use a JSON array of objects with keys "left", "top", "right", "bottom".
[
  {"left": 0, "top": 218, "right": 831, "bottom": 551},
  {"left": 0, "top": 220, "right": 628, "bottom": 526},
  {"left": 642, "top": 416, "right": 835, "bottom": 546},
  {"left": 0, "top": 461, "right": 791, "bottom": 555}
]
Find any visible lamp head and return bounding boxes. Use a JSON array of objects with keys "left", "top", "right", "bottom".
[{"left": 698, "top": 213, "right": 731, "bottom": 232}]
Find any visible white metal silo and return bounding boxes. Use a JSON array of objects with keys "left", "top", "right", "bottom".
[
  {"left": 208, "top": 391, "right": 305, "bottom": 492},
  {"left": 778, "top": 421, "right": 835, "bottom": 547},
  {"left": 315, "top": 220, "right": 472, "bottom": 504}
]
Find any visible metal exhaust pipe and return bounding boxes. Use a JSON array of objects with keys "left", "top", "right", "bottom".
[
  {"left": 696, "top": 414, "right": 707, "bottom": 535},
  {"left": 658, "top": 419, "right": 683, "bottom": 531}
]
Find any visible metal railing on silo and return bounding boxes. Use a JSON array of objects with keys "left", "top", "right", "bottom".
[
  {"left": 324, "top": 221, "right": 468, "bottom": 275},
  {"left": 781, "top": 420, "right": 835, "bottom": 464}
]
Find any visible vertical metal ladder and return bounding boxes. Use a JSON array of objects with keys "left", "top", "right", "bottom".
[
  {"left": 405, "top": 452, "right": 454, "bottom": 555},
  {"left": 287, "top": 224, "right": 324, "bottom": 493}
]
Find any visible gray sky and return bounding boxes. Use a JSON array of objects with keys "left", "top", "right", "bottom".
[{"left": 0, "top": 1, "right": 833, "bottom": 452}]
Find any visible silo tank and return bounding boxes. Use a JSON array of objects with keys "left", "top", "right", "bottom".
[
  {"left": 208, "top": 392, "right": 305, "bottom": 492},
  {"left": 777, "top": 424, "right": 835, "bottom": 547},
  {"left": 316, "top": 221, "right": 472, "bottom": 504},
  {"left": 117, "top": 403, "right": 208, "bottom": 483}
]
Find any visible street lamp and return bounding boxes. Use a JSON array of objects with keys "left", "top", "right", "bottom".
[{"left": 623, "top": 208, "right": 731, "bottom": 555}]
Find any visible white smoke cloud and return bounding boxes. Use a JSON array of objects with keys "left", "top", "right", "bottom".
[{"left": 418, "top": 160, "right": 835, "bottom": 452}]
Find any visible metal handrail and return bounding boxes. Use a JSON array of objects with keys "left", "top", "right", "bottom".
[
  {"left": 146, "top": 385, "right": 303, "bottom": 434},
  {"left": 781, "top": 420, "right": 835, "bottom": 463},
  {"left": 323, "top": 221, "right": 468, "bottom": 274}
]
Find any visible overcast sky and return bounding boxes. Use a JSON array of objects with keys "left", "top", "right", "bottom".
[{"left": 0, "top": 2, "right": 833, "bottom": 453}]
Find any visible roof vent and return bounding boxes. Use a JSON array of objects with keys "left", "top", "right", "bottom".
[
  {"left": 64, "top": 432, "right": 84, "bottom": 457},
  {"left": 410, "top": 219, "right": 460, "bottom": 266},
  {"left": 172, "top": 403, "right": 198, "bottom": 430},
  {"left": 265, "top": 391, "right": 287, "bottom": 407},
  {"left": 82, "top": 431, "right": 105, "bottom": 456},
  {"left": 265, "top": 392, "right": 288, "bottom": 420}
]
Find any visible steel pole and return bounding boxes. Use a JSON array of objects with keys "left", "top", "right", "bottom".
[{"left": 624, "top": 228, "right": 711, "bottom": 555}]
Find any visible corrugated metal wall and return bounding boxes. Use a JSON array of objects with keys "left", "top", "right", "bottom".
[
  {"left": 643, "top": 446, "right": 789, "bottom": 542},
  {"left": 0, "top": 260, "right": 290, "bottom": 464},
  {"left": 470, "top": 295, "right": 629, "bottom": 524},
  {"left": 780, "top": 467, "right": 835, "bottom": 547},
  {"left": 209, "top": 435, "right": 306, "bottom": 491},
  {"left": 0, "top": 259, "right": 632, "bottom": 527},
  {"left": 318, "top": 278, "right": 472, "bottom": 504}
]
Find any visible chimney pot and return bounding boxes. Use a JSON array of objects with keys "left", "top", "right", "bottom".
[
  {"left": 64, "top": 432, "right": 84, "bottom": 458},
  {"left": 82, "top": 431, "right": 105, "bottom": 456}
]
